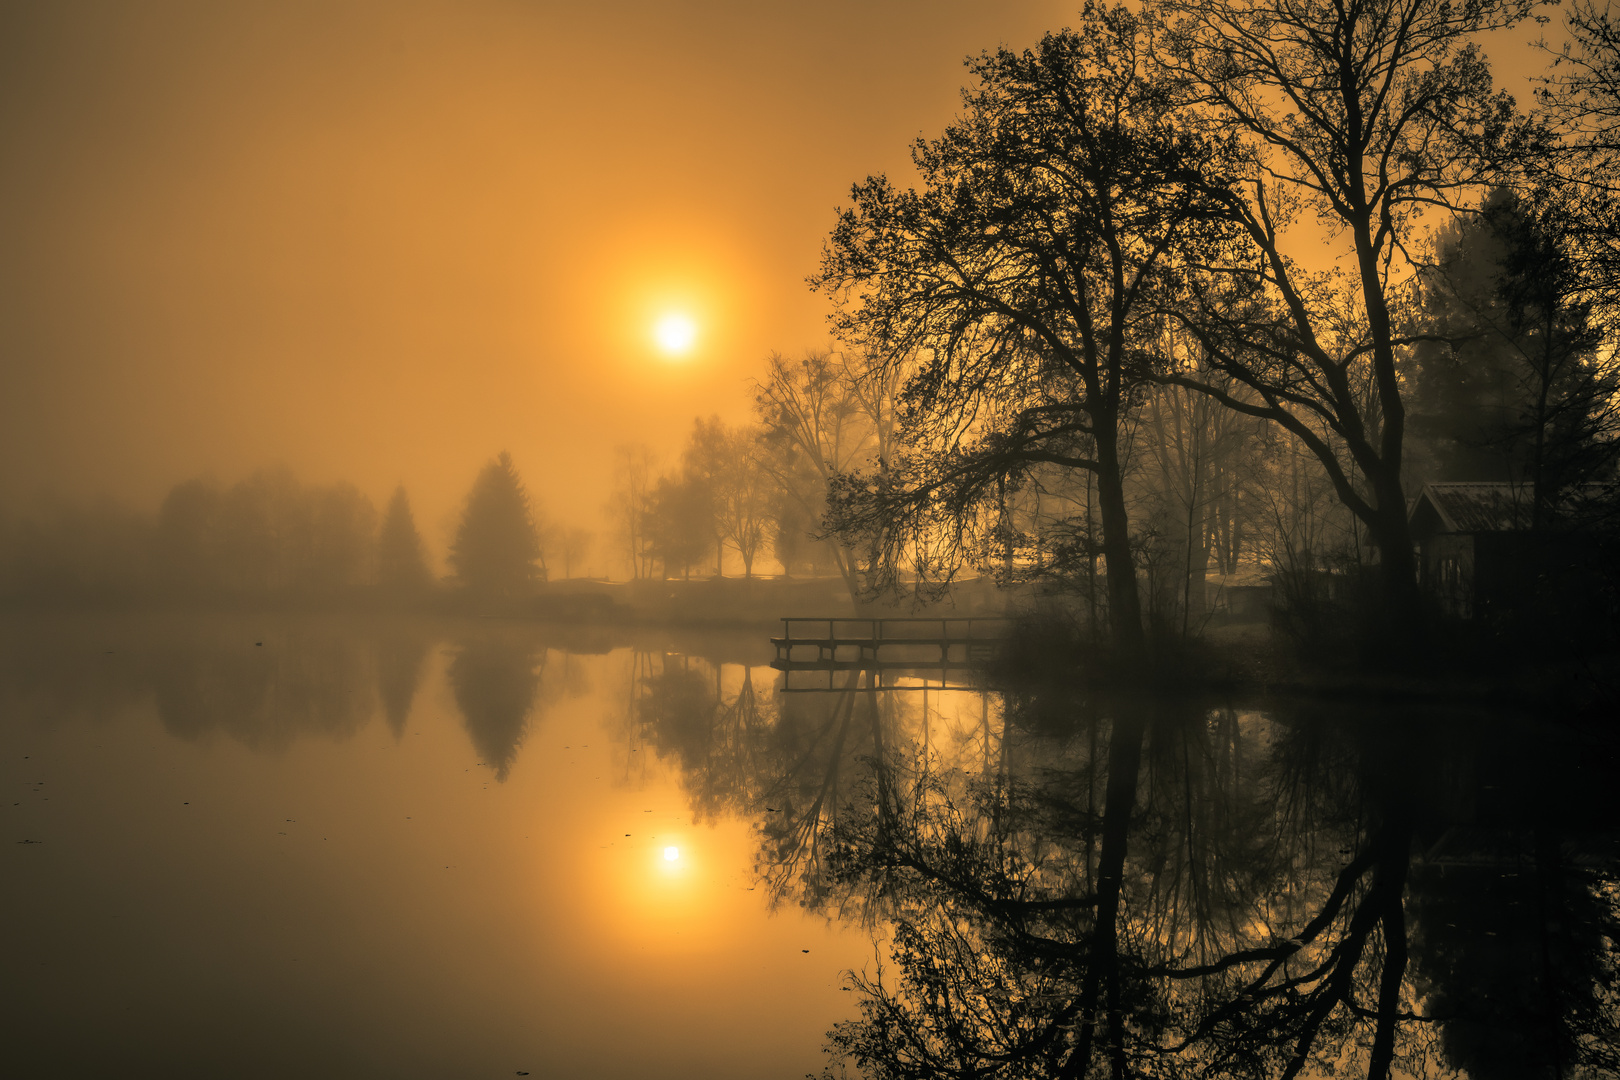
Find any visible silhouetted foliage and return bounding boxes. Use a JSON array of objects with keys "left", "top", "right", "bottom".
[
  {"left": 450, "top": 452, "right": 541, "bottom": 600},
  {"left": 147, "top": 623, "right": 377, "bottom": 750},
  {"left": 448, "top": 632, "right": 542, "bottom": 781},
  {"left": 1409, "top": 189, "right": 1619, "bottom": 516},
  {"left": 753, "top": 348, "right": 901, "bottom": 597},
  {"left": 375, "top": 630, "right": 430, "bottom": 739},
  {"left": 1154, "top": 0, "right": 1545, "bottom": 651},
  {"left": 152, "top": 469, "right": 377, "bottom": 599},
  {"left": 376, "top": 486, "right": 434, "bottom": 593},
  {"left": 1535, "top": 0, "right": 1620, "bottom": 328},
  {"left": 815, "top": 6, "right": 1237, "bottom": 653},
  {"left": 798, "top": 686, "right": 1620, "bottom": 1080},
  {"left": 608, "top": 443, "right": 659, "bottom": 580},
  {"left": 558, "top": 526, "right": 593, "bottom": 579},
  {"left": 645, "top": 472, "right": 712, "bottom": 580}
]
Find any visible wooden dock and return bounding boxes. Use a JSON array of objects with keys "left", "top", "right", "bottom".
[{"left": 769, "top": 617, "right": 1012, "bottom": 691}]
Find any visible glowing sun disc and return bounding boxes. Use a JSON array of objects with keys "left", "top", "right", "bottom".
[
  {"left": 654, "top": 313, "right": 697, "bottom": 354},
  {"left": 663, "top": 846, "right": 680, "bottom": 861}
]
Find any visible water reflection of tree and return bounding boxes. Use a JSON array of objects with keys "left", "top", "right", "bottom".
[
  {"left": 150, "top": 626, "right": 377, "bottom": 750},
  {"left": 792, "top": 690, "right": 1618, "bottom": 1080},
  {"left": 620, "top": 646, "right": 1620, "bottom": 1078},
  {"left": 0, "top": 617, "right": 452, "bottom": 752},
  {"left": 631, "top": 655, "right": 909, "bottom": 906},
  {"left": 447, "top": 632, "right": 546, "bottom": 781},
  {"left": 374, "top": 630, "right": 430, "bottom": 739},
  {"left": 1405, "top": 720, "right": 1620, "bottom": 1080}
]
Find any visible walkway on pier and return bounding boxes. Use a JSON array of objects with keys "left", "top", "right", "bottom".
[{"left": 769, "top": 617, "right": 1012, "bottom": 690}]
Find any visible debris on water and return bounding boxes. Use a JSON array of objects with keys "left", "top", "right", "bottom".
[
  {"left": 255, "top": 642, "right": 262, "bottom": 646},
  {"left": 17, "top": 839, "right": 42, "bottom": 844}
]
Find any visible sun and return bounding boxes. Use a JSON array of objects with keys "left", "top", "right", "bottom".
[
  {"left": 663, "top": 846, "right": 680, "bottom": 862},
  {"left": 653, "top": 313, "right": 697, "bottom": 356}
]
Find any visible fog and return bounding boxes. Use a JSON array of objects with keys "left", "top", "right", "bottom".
[
  {"left": 6, "top": 4, "right": 1620, "bottom": 1078},
  {"left": 0, "top": 0, "right": 1075, "bottom": 540}
]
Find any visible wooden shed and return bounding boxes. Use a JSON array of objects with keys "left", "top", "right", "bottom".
[{"left": 1407, "top": 482, "right": 1537, "bottom": 619}]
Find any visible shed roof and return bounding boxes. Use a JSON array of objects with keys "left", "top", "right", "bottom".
[{"left": 1409, "top": 483, "right": 1532, "bottom": 534}]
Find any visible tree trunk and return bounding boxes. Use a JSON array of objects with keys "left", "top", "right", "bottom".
[
  {"left": 1056, "top": 706, "right": 1146, "bottom": 1080},
  {"left": 1366, "top": 466, "right": 1425, "bottom": 657},
  {"left": 1094, "top": 423, "right": 1145, "bottom": 657},
  {"left": 1184, "top": 503, "right": 1212, "bottom": 636}
]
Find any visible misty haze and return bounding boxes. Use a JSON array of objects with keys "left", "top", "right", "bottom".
[{"left": 3, "top": 2, "right": 1619, "bottom": 1079}]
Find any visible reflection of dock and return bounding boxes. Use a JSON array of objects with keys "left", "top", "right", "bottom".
[{"left": 769, "top": 617, "right": 1011, "bottom": 692}]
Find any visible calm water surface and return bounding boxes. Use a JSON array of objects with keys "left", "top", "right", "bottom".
[
  {"left": 1, "top": 613, "right": 894, "bottom": 1079},
  {"left": 5, "top": 613, "right": 1618, "bottom": 1080}
]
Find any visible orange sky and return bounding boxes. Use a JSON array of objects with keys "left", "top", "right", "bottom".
[{"left": 0, "top": 0, "right": 1565, "bottom": 550}]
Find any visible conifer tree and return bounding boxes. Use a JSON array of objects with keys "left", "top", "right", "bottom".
[
  {"left": 450, "top": 452, "right": 541, "bottom": 598},
  {"left": 376, "top": 485, "right": 433, "bottom": 592}
]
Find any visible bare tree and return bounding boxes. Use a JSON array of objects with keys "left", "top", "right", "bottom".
[
  {"left": 813, "top": 6, "right": 1238, "bottom": 651},
  {"left": 1535, "top": 0, "right": 1620, "bottom": 322},
  {"left": 754, "top": 348, "right": 897, "bottom": 600},
  {"left": 712, "top": 425, "right": 773, "bottom": 579},
  {"left": 1135, "top": 373, "right": 1265, "bottom": 633},
  {"left": 1152, "top": 0, "right": 1543, "bottom": 649},
  {"left": 558, "top": 526, "right": 593, "bottom": 579},
  {"left": 607, "top": 443, "right": 657, "bottom": 580}
]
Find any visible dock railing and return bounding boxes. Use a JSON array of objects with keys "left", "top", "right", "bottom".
[{"left": 771, "top": 616, "right": 1014, "bottom": 664}]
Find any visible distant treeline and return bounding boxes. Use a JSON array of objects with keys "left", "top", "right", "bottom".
[
  {"left": 0, "top": 469, "right": 419, "bottom": 604},
  {"left": 0, "top": 456, "right": 590, "bottom": 607}
]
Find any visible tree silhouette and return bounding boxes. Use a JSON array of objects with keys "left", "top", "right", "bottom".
[
  {"left": 558, "top": 526, "right": 593, "bottom": 579},
  {"left": 376, "top": 485, "right": 433, "bottom": 593},
  {"left": 753, "top": 349, "right": 897, "bottom": 598},
  {"left": 1154, "top": 0, "right": 1544, "bottom": 652},
  {"left": 1410, "top": 190, "right": 1618, "bottom": 520},
  {"left": 813, "top": 8, "right": 1237, "bottom": 653},
  {"left": 449, "top": 452, "right": 541, "bottom": 599},
  {"left": 1534, "top": 0, "right": 1620, "bottom": 328},
  {"left": 151, "top": 470, "right": 378, "bottom": 598},
  {"left": 448, "top": 632, "right": 541, "bottom": 781},
  {"left": 645, "top": 473, "right": 711, "bottom": 579},
  {"left": 681, "top": 416, "right": 728, "bottom": 575},
  {"left": 375, "top": 630, "right": 430, "bottom": 739}
]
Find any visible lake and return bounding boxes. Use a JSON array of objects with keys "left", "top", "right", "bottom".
[{"left": 4, "top": 612, "right": 1616, "bottom": 1079}]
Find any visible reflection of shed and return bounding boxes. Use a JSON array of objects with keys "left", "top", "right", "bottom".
[{"left": 1408, "top": 483, "right": 1536, "bottom": 618}]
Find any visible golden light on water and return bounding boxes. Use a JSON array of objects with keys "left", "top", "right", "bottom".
[{"left": 653, "top": 313, "right": 698, "bottom": 356}]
